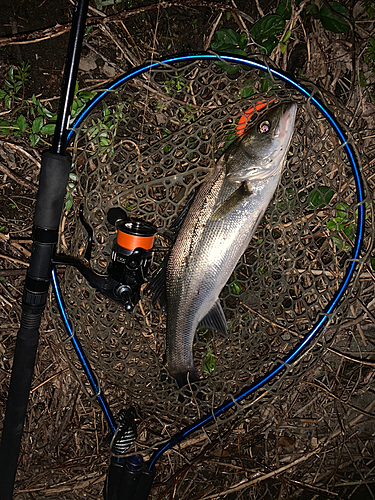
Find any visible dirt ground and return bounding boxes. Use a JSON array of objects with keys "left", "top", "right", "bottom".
[{"left": 0, "top": 0, "right": 375, "bottom": 499}]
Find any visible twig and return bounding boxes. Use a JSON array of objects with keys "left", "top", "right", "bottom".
[
  {"left": 0, "top": 23, "right": 70, "bottom": 47},
  {"left": 240, "top": 302, "right": 301, "bottom": 338},
  {"left": 357, "top": 298, "right": 375, "bottom": 324},
  {"left": 204, "top": 12, "right": 223, "bottom": 51},
  {"left": 200, "top": 447, "right": 323, "bottom": 499},
  {"left": 0, "top": 1, "right": 254, "bottom": 47},
  {"left": 0, "top": 161, "right": 38, "bottom": 192},
  {"left": 326, "top": 346, "right": 375, "bottom": 368},
  {"left": 304, "top": 381, "right": 375, "bottom": 419},
  {"left": 17, "top": 473, "right": 106, "bottom": 494},
  {"left": 99, "top": 24, "right": 140, "bottom": 67},
  {"left": 82, "top": 40, "right": 123, "bottom": 73},
  {"left": 0, "top": 140, "right": 41, "bottom": 167},
  {"left": 0, "top": 233, "right": 31, "bottom": 258},
  {"left": 0, "top": 268, "right": 27, "bottom": 277},
  {"left": 31, "top": 368, "right": 70, "bottom": 393},
  {"left": 0, "top": 253, "right": 28, "bottom": 266},
  {"left": 254, "top": 0, "right": 264, "bottom": 18}
]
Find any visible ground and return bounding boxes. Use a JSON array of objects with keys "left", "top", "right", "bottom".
[{"left": 0, "top": 0, "right": 375, "bottom": 499}]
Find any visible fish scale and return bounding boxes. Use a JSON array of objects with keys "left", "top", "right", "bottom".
[{"left": 153, "top": 102, "right": 298, "bottom": 388}]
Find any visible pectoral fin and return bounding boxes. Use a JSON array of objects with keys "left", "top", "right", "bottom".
[
  {"left": 211, "top": 182, "right": 252, "bottom": 221},
  {"left": 198, "top": 300, "right": 227, "bottom": 335}
]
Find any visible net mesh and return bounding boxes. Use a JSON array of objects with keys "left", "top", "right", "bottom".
[{"left": 51, "top": 58, "right": 372, "bottom": 427}]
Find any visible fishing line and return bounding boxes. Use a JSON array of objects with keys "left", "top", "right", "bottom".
[{"left": 54, "top": 53, "right": 365, "bottom": 468}]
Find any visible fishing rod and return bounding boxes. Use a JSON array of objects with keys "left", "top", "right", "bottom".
[{"left": 0, "top": 1, "right": 91, "bottom": 498}]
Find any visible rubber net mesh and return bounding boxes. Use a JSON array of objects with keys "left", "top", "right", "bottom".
[{"left": 51, "top": 58, "right": 372, "bottom": 427}]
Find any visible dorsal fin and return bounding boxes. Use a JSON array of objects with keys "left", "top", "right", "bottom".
[{"left": 169, "top": 189, "right": 197, "bottom": 237}]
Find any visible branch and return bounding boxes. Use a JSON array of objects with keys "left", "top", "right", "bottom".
[{"left": 0, "top": 1, "right": 254, "bottom": 47}]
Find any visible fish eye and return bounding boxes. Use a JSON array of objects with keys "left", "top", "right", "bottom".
[{"left": 259, "top": 120, "right": 270, "bottom": 133}]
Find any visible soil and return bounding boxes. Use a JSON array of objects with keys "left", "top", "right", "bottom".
[{"left": 0, "top": 1, "right": 375, "bottom": 499}]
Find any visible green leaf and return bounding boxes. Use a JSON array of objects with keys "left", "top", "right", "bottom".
[
  {"left": 5, "top": 95, "right": 12, "bottom": 110},
  {"left": 14, "top": 82, "right": 22, "bottom": 93},
  {"left": 319, "top": 2, "right": 351, "bottom": 33},
  {"left": 37, "top": 104, "right": 54, "bottom": 118},
  {"left": 309, "top": 186, "right": 334, "bottom": 208},
  {"left": 331, "top": 233, "right": 351, "bottom": 252},
  {"left": 29, "top": 133, "right": 40, "bottom": 147},
  {"left": 203, "top": 347, "right": 216, "bottom": 375},
  {"left": 262, "top": 35, "right": 279, "bottom": 55},
  {"left": 282, "top": 29, "right": 292, "bottom": 43},
  {"left": 0, "top": 89, "right": 6, "bottom": 99},
  {"left": 215, "top": 60, "right": 242, "bottom": 74},
  {"left": 230, "top": 281, "right": 242, "bottom": 295},
  {"left": 276, "top": 0, "right": 292, "bottom": 20},
  {"left": 16, "top": 114, "right": 28, "bottom": 132},
  {"left": 8, "top": 66, "right": 14, "bottom": 81},
  {"left": 371, "top": 257, "right": 375, "bottom": 270},
  {"left": 327, "top": 219, "right": 338, "bottom": 230},
  {"left": 359, "top": 70, "right": 367, "bottom": 87},
  {"left": 211, "top": 29, "right": 247, "bottom": 55},
  {"left": 65, "top": 198, "right": 73, "bottom": 211},
  {"left": 240, "top": 86, "right": 254, "bottom": 98},
  {"left": 251, "top": 15, "right": 285, "bottom": 40},
  {"left": 238, "top": 32, "right": 248, "bottom": 50},
  {"left": 40, "top": 124, "right": 56, "bottom": 135},
  {"left": 32, "top": 116, "right": 44, "bottom": 133},
  {"left": 78, "top": 90, "right": 92, "bottom": 100},
  {"left": 280, "top": 42, "right": 287, "bottom": 54},
  {"left": 336, "top": 202, "right": 349, "bottom": 219},
  {"left": 211, "top": 28, "right": 239, "bottom": 50},
  {"left": 305, "top": 4, "right": 319, "bottom": 16},
  {"left": 343, "top": 223, "right": 355, "bottom": 238}
]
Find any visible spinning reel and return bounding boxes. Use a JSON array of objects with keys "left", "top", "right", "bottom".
[{"left": 53, "top": 206, "right": 157, "bottom": 313}]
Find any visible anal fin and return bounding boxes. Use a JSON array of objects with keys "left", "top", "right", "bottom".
[{"left": 198, "top": 300, "right": 227, "bottom": 335}]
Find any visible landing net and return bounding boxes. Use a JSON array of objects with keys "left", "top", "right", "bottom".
[{"left": 51, "top": 57, "right": 372, "bottom": 428}]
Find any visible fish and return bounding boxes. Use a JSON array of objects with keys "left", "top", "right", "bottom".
[{"left": 150, "top": 102, "right": 297, "bottom": 388}]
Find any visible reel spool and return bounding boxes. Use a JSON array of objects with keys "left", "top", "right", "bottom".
[
  {"left": 52, "top": 55, "right": 371, "bottom": 432},
  {"left": 108, "top": 210, "right": 157, "bottom": 312}
]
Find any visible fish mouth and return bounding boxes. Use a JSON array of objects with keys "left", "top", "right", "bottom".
[{"left": 275, "top": 102, "right": 298, "bottom": 140}]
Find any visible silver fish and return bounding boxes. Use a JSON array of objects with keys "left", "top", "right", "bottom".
[{"left": 153, "top": 102, "right": 297, "bottom": 387}]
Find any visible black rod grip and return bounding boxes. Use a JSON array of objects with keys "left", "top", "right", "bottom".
[
  {"left": 34, "top": 151, "right": 71, "bottom": 230},
  {"left": 0, "top": 310, "right": 42, "bottom": 500}
]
